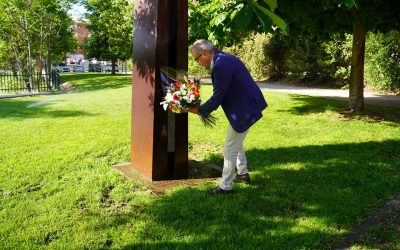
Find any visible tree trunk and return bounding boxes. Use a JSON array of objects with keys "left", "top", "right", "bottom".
[
  {"left": 23, "top": 14, "right": 33, "bottom": 91},
  {"left": 111, "top": 58, "right": 116, "bottom": 75},
  {"left": 349, "top": 13, "right": 366, "bottom": 112}
]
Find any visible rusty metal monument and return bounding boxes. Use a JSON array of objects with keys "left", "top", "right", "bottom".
[{"left": 131, "top": 0, "right": 188, "bottom": 181}]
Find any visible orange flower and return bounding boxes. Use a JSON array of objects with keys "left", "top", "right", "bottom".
[{"left": 192, "top": 86, "right": 200, "bottom": 96}]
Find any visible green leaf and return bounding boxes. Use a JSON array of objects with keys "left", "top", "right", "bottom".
[
  {"left": 262, "top": 0, "right": 277, "bottom": 11},
  {"left": 250, "top": 0, "right": 289, "bottom": 35},
  {"left": 229, "top": 3, "right": 244, "bottom": 20},
  {"left": 232, "top": 5, "right": 253, "bottom": 30},
  {"left": 210, "top": 12, "right": 228, "bottom": 26},
  {"left": 251, "top": 5, "right": 272, "bottom": 33},
  {"left": 339, "top": 0, "right": 356, "bottom": 8}
]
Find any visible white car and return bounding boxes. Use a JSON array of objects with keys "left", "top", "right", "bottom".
[{"left": 73, "top": 65, "right": 84, "bottom": 72}]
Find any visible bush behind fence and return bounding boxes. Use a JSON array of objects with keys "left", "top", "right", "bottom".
[{"left": 0, "top": 71, "right": 61, "bottom": 93}]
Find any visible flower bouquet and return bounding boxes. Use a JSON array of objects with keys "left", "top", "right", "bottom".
[{"left": 160, "top": 67, "right": 216, "bottom": 128}]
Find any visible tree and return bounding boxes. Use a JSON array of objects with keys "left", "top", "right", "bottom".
[
  {"left": 0, "top": 0, "right": 76, "bottom": 89},
  {"left": 83, "top": 0, "right": 133, "bottom": 75},
  {"left": 36, "top": 0, "right": 77, "bottom": 75},
  {"left": 189, "top": 0, "right": 288, "bottom": 47},
  {"left": 273, "top": 0, "right": 400, "bottom": 111}
]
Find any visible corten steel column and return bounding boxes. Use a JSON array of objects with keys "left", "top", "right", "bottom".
[{"left": 132, "top": 0, "right": 188, "bottom": 180}]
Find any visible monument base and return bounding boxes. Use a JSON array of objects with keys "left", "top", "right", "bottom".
[{"left": 112, "top": 160, "right": 222, "bottom": 194}]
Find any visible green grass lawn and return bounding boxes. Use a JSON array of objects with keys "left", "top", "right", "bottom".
[{"left": 0, "top": 73, "right": 399, "bottom": 249}]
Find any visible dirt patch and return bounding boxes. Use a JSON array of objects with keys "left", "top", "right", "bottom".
[
  {"left": 112, "top": 160, "right": 221, "bottom": 195},
  {"left": 330, "top": 109, "right": 400, "bottom": 123},
  {"left": 334, "top": 193, "right": 400, "bottom": 249},
  {"left": 60, "top": 82, "right": 77, "bottom": 93}
]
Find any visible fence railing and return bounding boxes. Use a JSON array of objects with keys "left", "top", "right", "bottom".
[{"left": 0, "top": 71, "right": 61, "bottom": 93}]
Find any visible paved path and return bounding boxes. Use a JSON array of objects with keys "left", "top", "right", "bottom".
[
  {"left": 258, "top": 82, "right": 400, "bottom": 109},
  {"left": 199, "top": 77, "right": 400, "bottom": 109},
  {"left": 2, "top": 80, "right": 399, "bottom": 109},
  {"left": 0, "top": 92, "right": 53, "bottom": 99}
]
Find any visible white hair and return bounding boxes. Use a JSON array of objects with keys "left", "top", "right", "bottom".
[{"left": 190, "top": 39, "right": 216, "bottom": 54}]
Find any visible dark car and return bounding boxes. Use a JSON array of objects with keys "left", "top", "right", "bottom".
[{"left": 89, "top": 64, "right": 102, "bottom": 72}]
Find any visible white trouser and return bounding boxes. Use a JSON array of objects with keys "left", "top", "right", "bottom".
[{"left": 220, "top": 125, "right": 249, "bottom": 190}]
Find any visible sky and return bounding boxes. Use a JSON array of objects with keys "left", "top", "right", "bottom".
[{"left": 68, "top": 4, "right": 87, "bottom": 21}]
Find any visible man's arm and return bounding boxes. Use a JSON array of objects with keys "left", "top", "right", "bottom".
[{"left": 198, "top": 63, "right": 232, "bottom": 117}]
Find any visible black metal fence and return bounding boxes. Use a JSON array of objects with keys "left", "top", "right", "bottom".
[{"left": 0, "top": 71, "right": 61, "bottom": 93}]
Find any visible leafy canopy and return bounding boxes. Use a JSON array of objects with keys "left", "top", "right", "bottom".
[
  {"left": 189, "top": 0, "right": 287, "bottom": 46},
  {"left": 83, "top": 0, "right": 133, "bottom": 63}
]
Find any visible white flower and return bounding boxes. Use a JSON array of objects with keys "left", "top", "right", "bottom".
[
  {"left": 160, "top": 101, "right": 168, "bottom": 110},
  {"left": 183, "top": 96, "right": 192, "bottom": 103},
  {"left": 165, "top": 92, "right": 173, "bottom": 102},
  {"left": 163, "top": 103, "right": 168, "bottom": 110}
]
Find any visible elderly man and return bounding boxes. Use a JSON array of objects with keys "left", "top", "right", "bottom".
[{"left": 189, "top": 39, "right": 268, "bottom": 194}]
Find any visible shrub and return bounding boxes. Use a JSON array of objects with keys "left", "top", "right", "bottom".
[
  {"left": 287, "top": 35, "right": 332, "bottom": 83},
  {"left": 286, "top": 34, "right": 352, "bottom": 87},
  {"left": 265, "top": 33, "right": 290, "bottom": 80},
  {"left": 365, "top": 30, "right": 400, "bottom": 92},
  {"left": 321, "top": 34, "right": 352, "bottom": 87},
  {"left": 223, "top": 33, "right": 271, "bottom": 80}
]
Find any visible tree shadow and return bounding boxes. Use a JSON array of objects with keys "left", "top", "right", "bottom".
[
  {"left": 0, "top": 98, "right": 99, "bottom": 119},
  {"left": 283, "top": 95, "right": 346, "bottom": 115},
  {"left": 281, "top": 95, "right": 400, "bottom": 124},
  {"left": 60, "top": 73, "right": 132, "bottom": 92},
  {"left": 114, "top": 140, "right": 400, "bottom": 249}
]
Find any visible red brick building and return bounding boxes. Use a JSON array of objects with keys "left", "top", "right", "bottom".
[{"left": 67, "top": 22, "right": 89, "bottom": 64}]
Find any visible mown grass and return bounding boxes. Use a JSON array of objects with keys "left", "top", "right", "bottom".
[{"left": 0, "top": 72, "right": 399, "bottom": 249}]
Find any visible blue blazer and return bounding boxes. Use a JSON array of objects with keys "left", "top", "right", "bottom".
[{"left": 199, "top": 50, "right": 268, "bottom": 133}]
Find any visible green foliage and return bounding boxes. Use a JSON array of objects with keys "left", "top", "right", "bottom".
[
  {"left": 188, "top": 0, "right": 239, "bottom": 47},
  {"left": 189, "top": 0, "right": 287, "bottom": 47},
  {"left": 285, "top": 34, "right": 352, "bottom": 87},
  {"left": 0, "top": 39, "right": 10, "bottom": 69},
  {"left": 321, "top": 34, "right": 352, "bottom": 86},
  {"left": 83, "top": 0, "right": 133, "bottom": 73},
  {"left": 0, "top": 0, "right": 76, "bottom": 73},
  {"left": 224, "top": 33, "right": 271, "bottom": 80},
  {"left": 264, "top": 32, "right": 289, "bottom": 80},
  {"left": 278, "top": 0, "right": 400, "bottom": 111},
  {"left": 365, "top": 31, "right": 400, "bottom": 92},
  {"left": 287, "top": 35, "right": 328, "bottom": 82}
]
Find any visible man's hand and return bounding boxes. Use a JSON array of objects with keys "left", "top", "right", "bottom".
[{"left": 188, "top": 106, "right": 200, "bottom": 115}]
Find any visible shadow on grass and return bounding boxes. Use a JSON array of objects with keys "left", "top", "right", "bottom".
[
  {"left": 60, "top": 73, "right": 132, "bottom": 92},
  {"left": 285, "top": 95, "right": 346, "bottom": 115},
  {"left": 0, "top": 98, "right": 98, "bottom": 119},
  {"left": 118, "top": 140, "right": 400, "bottom": 249},
  {"left": 282, "top": 95, "right": 400, "bottom": 124}
]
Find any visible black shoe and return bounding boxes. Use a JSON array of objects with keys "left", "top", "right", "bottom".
[
  {"left": 234, "top": 173, "right": 250, "bottom": 184},
  {"left": 208, "top": 187, "right": 233, "bottom": 195}
]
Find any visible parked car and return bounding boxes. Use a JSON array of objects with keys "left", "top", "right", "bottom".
[
  {"left": 73, "top": 65, "right": 84, "bottom": 72},
  {"left": 57, "top": 63, "right": 70, "bottom": 72},
  {"left": 106, "top": 64, "right": 119, "bottom": 72},
  {"left": 89, "top": 64, "right": 102, "bottom": 72}
]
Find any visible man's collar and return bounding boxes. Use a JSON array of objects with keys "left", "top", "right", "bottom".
[{"left": 210, "top": 50, "right": 215, "bottom": 70}]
